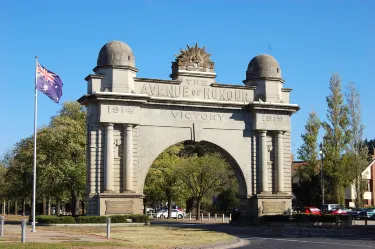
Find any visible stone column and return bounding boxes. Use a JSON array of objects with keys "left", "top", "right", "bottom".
[
  {"left": 260, "top": 130, "right": 268, "bottom": 193},
  {"left": 104, "top": 123, "right": 114, "bottom": 192},
  {"left": 276, "top": 131, "right": 284, "bottom": 193},
  {"left": 123, "top": 124, "right": 133, "bottom": 191}
]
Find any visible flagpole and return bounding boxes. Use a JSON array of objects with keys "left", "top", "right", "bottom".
[{"left": 32, "top": 56, "right": 38, "bottom": 233}]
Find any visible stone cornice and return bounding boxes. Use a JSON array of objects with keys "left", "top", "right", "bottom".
[
  {"left": 84, "top": 74, "right": 104, "bottom": 81},
  {"left": 243, "top": 77, "right": 285, "bottom": 84},
  {"left": 211, "top": 83, "right": 256, "bottom": 90},
  {"left": 281, "top": 88, "right": 292, "bottom": 92},
  {"left": 93, "top": 65, "right": 139, "bottom": 73},
  {"left": 134, "top": 78, "right": 181, "bottom": 84},
  {"left": 78, "top": 93, "right": 300, "bottom": 112}
]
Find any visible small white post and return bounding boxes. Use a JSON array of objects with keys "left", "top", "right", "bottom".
[
  {"left": 208, "top": 213, "right": 210, "bottom": 222},
  {"left": 189, "top": 212, "right": 192, "bottom": 221},
  {"left": 106, "top": 217, "right": 111, "bottom": 239},
  {"left": 229, "top": 213, "right": 232, "bottom": 222},
  {"left": 0, "top": 216, "right": 4, "bottom": 236},
  {"left": 215, "top": 214, "right": 217, "bottom": 222},
  {"left": 201, "top": 213, "right": 203, "bottom": 221},
  {"left": 222, "top": 214, "right": 225, "bottom": 223},
  {"left": 21, "top": 219, "right": 26, "bottom": 243}
]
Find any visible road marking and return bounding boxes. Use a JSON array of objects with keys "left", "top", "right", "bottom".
[{"left": 244, "top": 237, "right": 375, "bottom": 248}]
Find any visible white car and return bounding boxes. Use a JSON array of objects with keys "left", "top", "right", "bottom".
[{"left": 155, "top": 209, "right": 184, "bottom": 219}]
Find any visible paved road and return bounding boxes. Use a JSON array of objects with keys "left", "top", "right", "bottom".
[{"left": 151, "top": 220, "right": 375, "bottom": 249}]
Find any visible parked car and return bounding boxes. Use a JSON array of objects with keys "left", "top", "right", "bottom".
[
  {"left": 329, "top": 208, "right": 347, "bottom": 215},
  {"left": 321, "top": 204, "right": 343, "bottom": 214},
  {"left": 347, "top": 208, "right": 365, "bottom": 219},
  {"left": 357, "top": 208, "right": 375, "bottom": 220},
  {"left": 154, "top": 209, "right": 184, "bottom": 219},
  {"left": 302, "top": 207, "right": 321, "bottom": 215}
]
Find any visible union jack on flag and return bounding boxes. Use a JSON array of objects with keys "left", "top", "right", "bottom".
[{"left": 36, "top": 63, "right": 63, "bottom": 103}]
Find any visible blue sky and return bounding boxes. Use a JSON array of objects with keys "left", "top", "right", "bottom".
[{"left": 1, "top": 0, "right": 374, "bottom": 159}]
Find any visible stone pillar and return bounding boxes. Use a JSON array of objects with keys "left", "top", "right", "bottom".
[
  {"left": 276, "top": 131, "right": 284, "bottom": 193},
  {"left": 104, "top": 123, "right": 114, "bottom": 192},
  {"left": 260, "top": 130, "right": 268, "bottom": 193},
  {"left": 123, "top": 124, "right": 133, "bottom": 191}
]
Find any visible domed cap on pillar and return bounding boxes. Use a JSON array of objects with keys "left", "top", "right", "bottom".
[
  {"left": 246, "top": 54, "right": 282, "bottom": 82},
  {"left": 96, "top": 40, "right": 135, "bottom": 69}
]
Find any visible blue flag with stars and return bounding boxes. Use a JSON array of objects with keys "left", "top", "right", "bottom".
[{"left": 36, "top": 63, "right": 63, "bottom": 103}]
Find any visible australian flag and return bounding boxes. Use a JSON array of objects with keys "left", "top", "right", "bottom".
[{"left": 36, "top": 63, "right": 63, "bottom": 103}]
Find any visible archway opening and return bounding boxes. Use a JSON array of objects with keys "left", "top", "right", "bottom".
[{"left": 143, "top": 140, "right": 244, "bottom": 220}]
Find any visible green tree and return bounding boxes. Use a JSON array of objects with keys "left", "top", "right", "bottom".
[
  {"left": 144, "top": 144, "right": 187, "bottom": 218},
  {"left": 322, "top": 73, "right": 350, "bottom": 204},
  {"left": 179, "top": 153, "right": 230, "bottom": 220},
  {"left": 297, "top": 112, "right": 321, "bottom": 181},
  {"left": 345, "top": 82, "right": 368, "bottom": 207}
]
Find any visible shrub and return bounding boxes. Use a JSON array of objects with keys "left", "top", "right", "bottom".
[
  {"left": 28, "top": 215, "right": 51, "bottom": 223},
  {"left": 293, "top": 214, "right": 350, "bottom": 223},
  {"left": 262, "top": 215, "right": 291, "bottom": 222},
  {"left": 38, "top": 216, "right": 76, "bottom": 224},
  {"left": 76, "top": 216, "right": 107, "bottom": 223},
  {"left": 125, "top": 214, "right": 149, "bottom": 223}
]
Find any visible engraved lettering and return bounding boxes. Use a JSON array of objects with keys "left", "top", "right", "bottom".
[
  {"left": 201, "top": 114, "right": 208, "bottom": 120},
  {"left": 158, "top": 85, "right": 165, "bottom": 96},
  {"left": 150, "top": 84, "right": 158, "bottom": 95},
  {"left": 141, "top": 84, "right": 149, "bottom": 95},
  {"left": 171, "top": 111, "right": 179, "bottom": 118},
  {"left": 220, "top": 89, "right": 226, "bottom": 100},
  {"left": 217, "top": 114, "right": 224, "bottom": 120},
  {"left": 183, "top": 86, "right": 189, "bottom": 97},
  {"left": 227, "top": 90, "right": 233, "bottom": 100},
  {"left": 112, "top": 106, "right": 119, "bottom": 113},
  {"left": 235, "top": 90, "right": 241, "bottom": 101},
  {"left": 185, "top": 112, "right": 192, "bottom": 119}
]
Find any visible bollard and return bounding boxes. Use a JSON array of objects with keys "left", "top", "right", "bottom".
[
  {"left": 229, "top": 213, "right": 232, "bottom": 222},
  {"left": 208, "top": 213, "right": 210, "bottom": 222},
  {"left": 215, "top": 214, "right": 217, "bottom": 222},
  {"left": 0, "top": 216, "right": 4, "bottom": 236},
  {"left": 349, "top": 215, "right": 352, "bottom": 226},
  {"left": 106, "top": 217, "right": 111, "bottom": 239},
  {"left": 201, "top": 213, "right": 203, "bottom": 221},
  {"left": 21, "top": 219, "right": 26, "bottom": 243},
  {"left": 189, "top": 212, "right": 192, "bottom": 221},
  {"left": 365, "top": 217, "right": 368, "bottom": 226},
  {"left": 335, "top": 215, "right": 339, "bottom": 226},
  {"left": 222, "top": 214, "right": 225, "bottom": 223}
]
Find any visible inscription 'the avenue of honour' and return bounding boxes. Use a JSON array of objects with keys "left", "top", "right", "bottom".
[{"left": 140, "top": 78, "right": 250, "bottom": 102}]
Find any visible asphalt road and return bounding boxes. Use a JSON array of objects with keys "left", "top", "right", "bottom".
[{"left": 151, "top": 220, "right": 375, "bottom": 249}]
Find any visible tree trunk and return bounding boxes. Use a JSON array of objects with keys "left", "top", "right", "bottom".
[
  {"left": 14, "top": 200, "right": 18, "bottom": 215},
  {"left": 47, "top": 198, "right": 51, "bottom": 215},
  {"left": 167, "top": 196, "right": 172, "bottom": 219},
  {"left": 22, "top": 199, "right": 26, "bottom": 216},
  {"left": 56, "top": 199, "right": 61, "bottom": 216},
  {"left": 71, "top": 194, "right": 76, "bottom": 216},
  {"left": 75, "top": 196, "right": 80, "bottom": 216},
  {"left": 196, "top": 198, "right": 201, "bottom": 221},
  {"left": 62, "top": 203, "right": 66, "bottom": 215},
  {"left": 7, "top": 200, "right": 10, "bottom": 215},
  {"left": 43, "top": 195, "right": 47, "bottom": 215},
  {"left": 80, "top": 200, "right": 85, "bottom": 215},
  {"left": 2, "top": 200, "right": 5, "bottom": 215}
]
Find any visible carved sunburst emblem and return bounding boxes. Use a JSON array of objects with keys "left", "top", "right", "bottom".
[{"left": 174, "top": 43, "right": 214, "bottom": 69}]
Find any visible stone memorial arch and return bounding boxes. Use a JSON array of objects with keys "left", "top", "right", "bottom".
[{"left": 78, "top": 41, "right": 300, "bottom": 220}]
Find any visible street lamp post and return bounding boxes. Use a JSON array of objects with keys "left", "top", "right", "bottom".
[{"left": 319, "top": 143, "right": 325, "bottom": 206}]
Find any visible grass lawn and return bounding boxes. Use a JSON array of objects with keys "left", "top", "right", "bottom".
[{"left": 33, "top": 225, "right": 235, "bottom": 248}]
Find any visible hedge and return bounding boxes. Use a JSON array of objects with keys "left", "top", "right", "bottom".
[
  {"left": 262, "top": 215, "right": 291, "bottom": 222},
  {"left": 292, "top": 214, "right": 351, "bottom": 223},
  {"left": 37, "top": 216, "right": 76, "bottom": 224},
  {"left": 30, "top": 214, "right": 149, "bottom": 224}
]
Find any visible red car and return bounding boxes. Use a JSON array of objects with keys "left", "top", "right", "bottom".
[
  {"left": 329, "top": 208, "right": 347, "bottom": 215},
  {"left": 303, "top": 207, "right": 321, "bottom": 215}
]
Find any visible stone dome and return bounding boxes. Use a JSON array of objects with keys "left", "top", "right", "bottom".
[
  {"left": 97, "top": 40, "right": 135, "bottom": 68},
  {"left": 246, "top": 54, "right": 281, "bottom": 80}
]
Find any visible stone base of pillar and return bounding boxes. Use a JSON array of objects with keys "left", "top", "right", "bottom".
[
  {"left": 86, "top": 193, "right": 145, "bottom": 216},
  {"left": 236, "top": 194, "right": 293, "bottom": 225}
]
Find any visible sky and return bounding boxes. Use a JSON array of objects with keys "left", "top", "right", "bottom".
[{"left": 0, "top": 0, "right": 374, "bottom": 159}]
